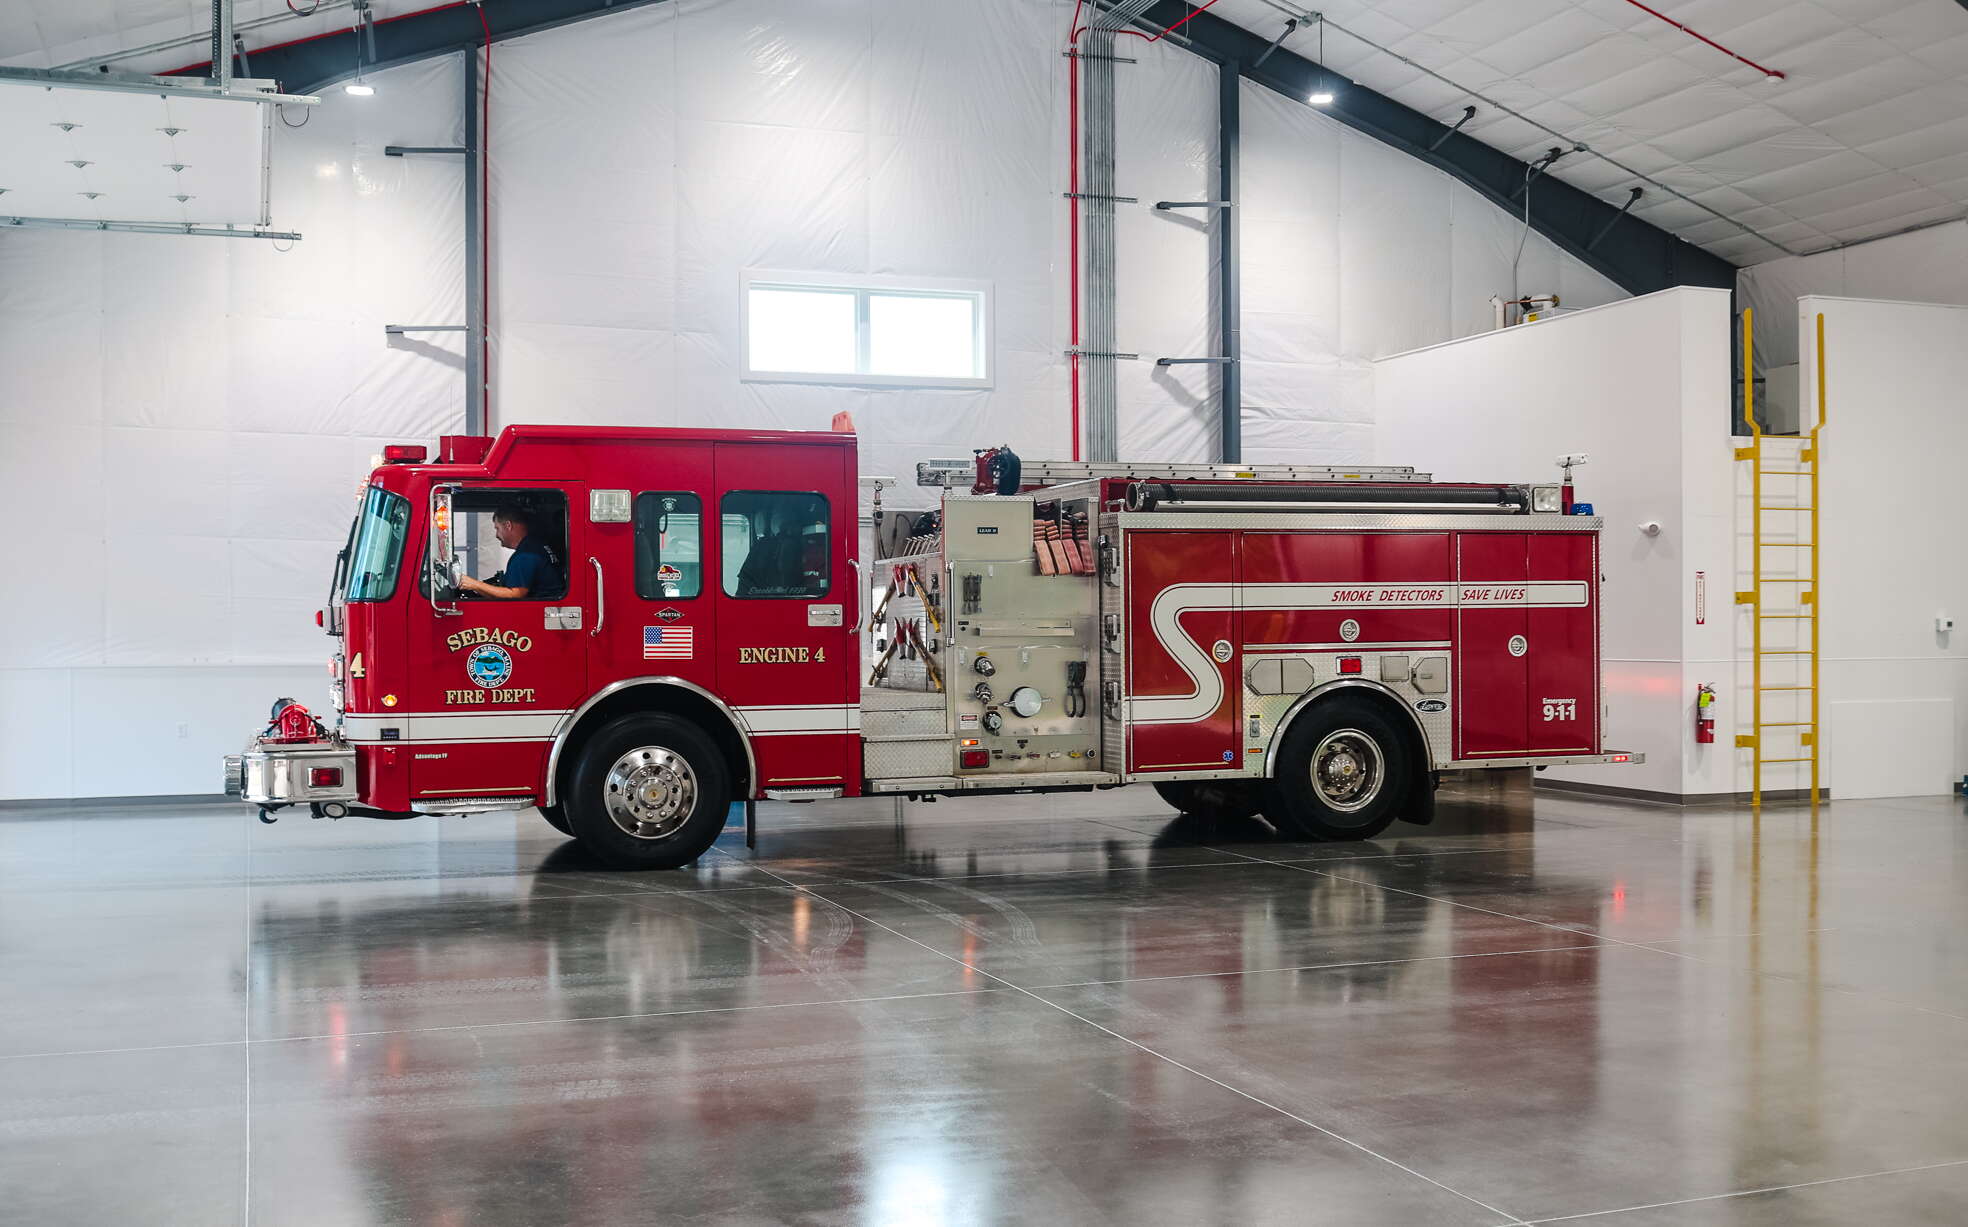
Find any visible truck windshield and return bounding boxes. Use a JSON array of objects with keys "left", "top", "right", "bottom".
[{"left": 345, "top": 486, "right": 411, "bottom": 601}]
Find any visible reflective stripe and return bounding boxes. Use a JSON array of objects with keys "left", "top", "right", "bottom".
[
  {"left": 344, "top": 711, "right": 567, "bottom": 744},
  {"left": 733, "top": 704, "right": 859, "bottom": 735}
]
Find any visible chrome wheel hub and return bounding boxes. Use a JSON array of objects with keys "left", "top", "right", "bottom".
[
  {"left": 1311, "top": 729, "right": 1384, "bottom": 814},
  {"left": 602, "top": 746, "right": 698, "bottom": 840}
]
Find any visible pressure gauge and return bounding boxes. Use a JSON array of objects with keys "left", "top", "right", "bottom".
[
  {"left": 981, "top": 710, "right": 1004, "bottom": 735},
  {"left": 1008, "top": 686, "right": 1044, "bottom": 718},
  {"left": 973, "top": 654, "right": 996, "bottom": 676}
]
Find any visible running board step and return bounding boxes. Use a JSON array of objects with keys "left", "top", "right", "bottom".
[{"left": 763, "top": 787, "right": 844, "bottom": 802}]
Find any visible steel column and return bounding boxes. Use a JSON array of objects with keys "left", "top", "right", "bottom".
[
  {"left": 212, "top": 0, "right": 233, "bottom": 90},
  {"left": 1217, "top": 59, "right": 1241, "bottom": 464},
  {"left": 463, "top": 48, "right": 485, "bottom": 437}
]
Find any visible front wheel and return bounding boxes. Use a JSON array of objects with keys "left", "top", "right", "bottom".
[
  {"left": 562, "top": 713, "right": 733, "bottom": 869},
  {"left": 536, "top": 803, "right": 572, "bottom": 836},
  {"left": 1263, "top": 696, "right": 1412, "bottom": 841}
]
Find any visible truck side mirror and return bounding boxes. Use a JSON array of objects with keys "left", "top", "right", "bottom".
[{"left": 429, "top": 485, "right": 463, "bottom": 615}]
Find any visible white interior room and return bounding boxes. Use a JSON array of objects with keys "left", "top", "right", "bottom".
[{"left": 5, "top": 3, "right": 1968, "bottom": 1224}]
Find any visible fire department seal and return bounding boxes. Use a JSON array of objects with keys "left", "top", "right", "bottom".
[{"left": 466, "top": 644, "right": 513, "bottom": 688}]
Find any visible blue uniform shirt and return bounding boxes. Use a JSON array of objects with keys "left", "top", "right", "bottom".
[{"left": 501, "top": 535, "right": 563, "bottom": 599}]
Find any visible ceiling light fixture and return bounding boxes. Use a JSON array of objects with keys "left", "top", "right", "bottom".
[
  {"left": 344, "top": 80, "right": 374, "bottom": 96},
  {"left": 1308, "top": 14, "right": 1335, "bottom": 106},
  {"left": 344, "top": 0, "right": 377, "bottom": 96}
]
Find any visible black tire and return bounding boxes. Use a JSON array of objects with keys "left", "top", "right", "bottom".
[
  {"left": 562, "top": 713, "right": 733, "bottom": 869},
  {"left": 1153, "top": 780, "right": 1262, "bottom": 821},
  {"left": 1263, "top": 695, "right": 1412, "bottom": 840},
  {"left": 536, "top": 803, "right": 572, "bottom": 836}
]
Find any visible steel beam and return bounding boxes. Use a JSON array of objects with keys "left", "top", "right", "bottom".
[
  {"left": 0, "top": 65, "right": 317, "bottom": 105},
  {"left": 1135, "top": 1, "right": 1735, "bottom": 294},
  {"left": 1217, "top": 59, "right": 1242, "bottom": 464},
  {"left": 1, "top": 215, "right": 300, "bottom": 240},
  {"left": 463, "top": 48, "right": 485, "bottom": 437}
]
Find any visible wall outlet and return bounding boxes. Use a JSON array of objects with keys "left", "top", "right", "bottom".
[
  {"left": 177, "top": 722, "right": 190, "bottom": 740},
  {"left": 1938, "top": 613, "right": 1955, "bottom": 634}
]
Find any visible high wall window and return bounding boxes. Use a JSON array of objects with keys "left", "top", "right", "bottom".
[{"left": 743, "top": 272, "right": 990, "bottom": 388}]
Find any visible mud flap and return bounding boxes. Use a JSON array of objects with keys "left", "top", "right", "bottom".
[{"left": 1403, "top": 771, "right": 1439, "bottom": 826}]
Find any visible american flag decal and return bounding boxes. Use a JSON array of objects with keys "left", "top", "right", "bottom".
[{"left": 642, "top": 625, "right": 694, "bottom": 659}]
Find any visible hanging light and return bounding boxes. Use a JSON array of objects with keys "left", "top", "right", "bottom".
[
  {"left": 1308, "top": 15, "right": 1336, "bottom": 106},
  {"left": 343, "top": 0, "right": 377, "bottom": 96}
]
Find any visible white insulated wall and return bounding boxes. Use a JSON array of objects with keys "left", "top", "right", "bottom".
[
  {"left": 1372, "top": 288, "right": 1734, "bottom": 800},
  {"left": 0, "top": 0, "right": 1629, "bottom": 800}
]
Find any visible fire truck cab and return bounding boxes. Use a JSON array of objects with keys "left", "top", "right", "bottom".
[{"left": 227, "top": 425, "right": 1638, "bottom": 868}]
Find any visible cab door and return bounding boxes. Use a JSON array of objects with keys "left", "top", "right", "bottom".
[
  {"left": 709, "top": 442, "right": 857, "bottom": 793},
  {"left": 405, "top": 481, "right": 590, "bottom": 801}
]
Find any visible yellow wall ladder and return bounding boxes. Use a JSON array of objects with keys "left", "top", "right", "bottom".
[{"left": 1734, "top": 310, "right": 1827, "bottom": 810}]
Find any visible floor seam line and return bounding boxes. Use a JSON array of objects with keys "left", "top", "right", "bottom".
[
  {"left": 1523, "top": 1155, "right": 1968, "bottom": 1222},
  {"left": 784, "top": 880, "right": 1531, "bottom": 1225}
]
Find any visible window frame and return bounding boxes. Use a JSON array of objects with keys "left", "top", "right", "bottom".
[
  {"left": 633, "top": 491, "right": 706, "bottom": 601},
  {"left": 720, "top": 489, "right": 833, "bottom": 601},
  {"left": 740, "top": 269, "right": 993, "bottom": 390},
  {"left": 344, "top": 486, "right": 412, "bottom": 603},
  {"left": 421, "top": 485, "right": 572, "bottom": 605}
]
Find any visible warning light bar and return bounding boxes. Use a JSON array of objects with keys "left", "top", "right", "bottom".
[{"left": 382, "top": 444, "right": 427, "bottom": 464}]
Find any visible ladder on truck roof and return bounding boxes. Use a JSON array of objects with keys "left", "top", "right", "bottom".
[
  {"left": 916, "top": 459, "right": 1431, "bottom": 487},
  {"left": 1735, "top": 309, "right": 1826, "bottom": 811}
]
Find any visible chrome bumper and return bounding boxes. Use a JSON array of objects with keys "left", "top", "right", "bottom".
[{"left": 227, "top": 737, "right": 358, "bottom": 807}]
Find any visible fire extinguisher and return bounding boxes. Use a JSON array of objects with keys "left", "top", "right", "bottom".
[{"left": 1695, "top": 684, "right": 1716, "bottom": 745}]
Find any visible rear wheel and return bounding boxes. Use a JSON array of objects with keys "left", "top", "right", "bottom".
[
  {"left": 563, "top": 714, "right": 732, "bottom": 869},
  {"left": 1264, "top": 696, "right": 1411, "bottom": 841},
  {"left": 1153, "top": 780, "right": 1262, "bottom": 821}
]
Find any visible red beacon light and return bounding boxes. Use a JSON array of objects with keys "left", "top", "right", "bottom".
[{"left": 382, "top": 444, "right": 427, "bottom": 464}]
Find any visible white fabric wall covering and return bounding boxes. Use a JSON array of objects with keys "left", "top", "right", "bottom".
[
  {"left": 1737, "top": 220, "right": 1968, "bottom": 370},
  {"left": 1238, "top": 83, "right": 1626, "bottom": 468},
  {"left": 0, "top": 56, "right": 464, "bottom": 799},
  {"left": 0, "top": 1, "right": 1638, "bottom": 799}
]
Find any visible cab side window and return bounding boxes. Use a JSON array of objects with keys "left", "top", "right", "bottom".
[
  {"left": 722, "top": 491, "right": 830, "bottom": 599},
  {"left": 634, "top": 493, "right": 703, "bottom": 599},
  {"left": 438, "top": 489, "right": 569, "bottom": 602}
]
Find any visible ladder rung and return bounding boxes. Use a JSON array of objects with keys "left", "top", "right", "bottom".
[
  {"left": 1758, "top": 685, "right": 1815, "bottom": 691},
  {"left": 1759, "top": 650, "right": 1812, "bottom": 655},
  {"left": 1761, "top": 757, "right": 1814, "bottom": 763},
  {"left": 1755, "top": 506, "right": 1814, "bottom": 512},
  {"left": 1760, "top": 579, "right": 1812, "bottom": 583},
  {"left": 1758, "top": 543, "right": 1811, "bottom": 548},
  {"left": 1760, "top": 470, "right": 1812, "bottom": 475},
  {"left": 1760, "top": 614, "right": 1812, "bottom": 619},
  {"left": 1759, "top": 721, "right": 1814, "bottom": 727}
]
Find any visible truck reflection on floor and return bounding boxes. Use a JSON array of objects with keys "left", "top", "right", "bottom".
[{"left": 245, "top": 790, "right": 1623, "bottom": 1226}]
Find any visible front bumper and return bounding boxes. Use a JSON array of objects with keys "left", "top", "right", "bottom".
[{"left": 226, "top": 737, "right": 359, "bottom": 807}]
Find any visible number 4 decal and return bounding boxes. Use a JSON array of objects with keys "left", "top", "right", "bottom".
[{"left": 1541, "top": 698, "right": 1577, "bottom": 722}]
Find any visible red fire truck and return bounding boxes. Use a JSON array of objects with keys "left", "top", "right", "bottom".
[{"left": 226, "top": 425, "right": 1637, "bottom": 868}]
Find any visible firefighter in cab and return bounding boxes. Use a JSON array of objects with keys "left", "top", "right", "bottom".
[{"left": 459, "top": 505, "right": 565, "bottom": 600}]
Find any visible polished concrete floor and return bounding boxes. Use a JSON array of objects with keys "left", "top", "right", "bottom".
[{"left": 5, "top": 779, "right": 1968, "bottom": 1225}]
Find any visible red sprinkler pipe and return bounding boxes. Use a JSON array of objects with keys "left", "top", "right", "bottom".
[{"left": 1618, "top": 0, "right": 1785, "bottom": 80}]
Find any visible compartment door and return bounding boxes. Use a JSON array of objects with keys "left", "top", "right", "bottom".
[
  {"left": 1456, "top": 533, "right": 1528, "bottom": 757},
  {"left": 1526, "top": 532, "right": 1597, "bottom": 753},
  {"left": 1126, "top": 532, "right": 1241, "bottom": 774}
]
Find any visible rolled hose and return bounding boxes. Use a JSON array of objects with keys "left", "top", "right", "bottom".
[{"left": 1124, "top": 481, "right": 1528, "bottom": 512}]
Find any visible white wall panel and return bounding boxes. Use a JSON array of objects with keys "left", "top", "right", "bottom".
[
  {"left": 1375, "top": 288, "right": 1732, "bottom": 798},
  {"left": 1738, "top": 220, "right": 1968, "bottom": 369},
  {"left": 0, "top": 671, "right": 74, "bottom": 800}
]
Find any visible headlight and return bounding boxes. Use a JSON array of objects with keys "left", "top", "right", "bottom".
[{"left": 1531, "top": 485, "right": 1563, "bottom": 513}]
